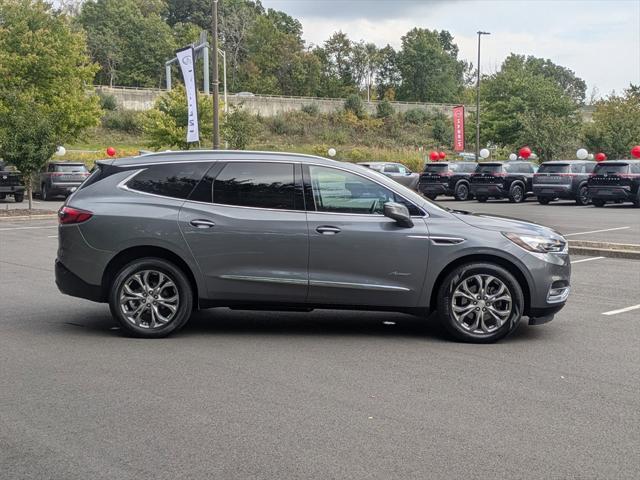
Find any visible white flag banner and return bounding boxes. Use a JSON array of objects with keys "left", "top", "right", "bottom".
[{"left": 176, "top": 46, "right": 199, "bottom": 143}]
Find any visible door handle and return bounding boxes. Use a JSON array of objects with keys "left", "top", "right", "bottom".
[
  {"left": 316, "top": 226, "right": 341, "bottom": 235},
  {"left": 190, "top": 219, "right": 216, "bottom": 229}
]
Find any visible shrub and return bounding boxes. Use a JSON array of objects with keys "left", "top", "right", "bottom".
[
  {"left": 376, "top": 99, "right": 394, "bottom": 118},
  {"left": 102, "top": 110, "right": 143, "bottom": 134},
  {"left": 222, "top": 107, "right": 259, "bottom": 149},
  {"left": 301, "top": 103, "right": 319, "bottom": 116},
  {"left": 404, "top": 108, "right": 429, "bottom": 124},
  {"left": 98, "top": 92, "right": 117, "bottom": 111},
  {"left": 344, "top": 94, "right": 366, "bottom": 119}
]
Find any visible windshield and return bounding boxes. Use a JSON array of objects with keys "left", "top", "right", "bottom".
[
  {"left": 593, "top": 163, "right": 629, "bottom": 175},
  {"left": 538, "top": 164, "right": 570, "bottom": 173},
  {"left": 55, "top": 164, "right": 88, "bottom": 173}
]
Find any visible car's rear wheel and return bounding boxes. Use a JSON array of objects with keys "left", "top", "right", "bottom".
[
  {"left": 425, "top": 193, "right": 437, "bottom": 200},
  {"left": 538, "top": 197, "right": 551, "bottom": 205},
  {"left": 41, "top": 184, "right": 49, "bottom": 201},
  {"left": 109, "top": 258, "right": 193, "bottom": 338},
  {"left": 437, "top": 263, "right": 524, "bottom": 343},
  {"left": 592, "top": 199, "right": 606, "bottom": 207},
  {"left": 508, "top": 183, "right": 525, "bottom": 203},
  {"left": 13, "top": 193, "right": 24, "bottom": 203},
  {"left": 576, "top": 185, "right": 589, "bottom": 206},
  {"left": 454, "top": 182, "right": 470, "bottom": 201},
  {"left": 476, "top": 196, "right": 488, "bottom": 203}
]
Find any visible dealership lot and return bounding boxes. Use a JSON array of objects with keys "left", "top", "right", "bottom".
[{"left": 1, "top": 215, "right": 639, "bottom": 479}]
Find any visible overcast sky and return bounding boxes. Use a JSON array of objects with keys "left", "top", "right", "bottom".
[{"left": 262, "top": 0, "right": 640, "bottom": 97}]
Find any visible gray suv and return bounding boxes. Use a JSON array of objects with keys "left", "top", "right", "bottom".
[{"left": 56, "top": 151, "right": 571, "bottom": 343}]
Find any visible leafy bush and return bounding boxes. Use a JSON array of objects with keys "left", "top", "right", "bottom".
[
  {"left": 404, "top": 108, "right": 429, "bottom": 124},
  {"left": 376, "top": 99, "right": 394, "bottom": 118},
  {"left": 301, "top": 103, "right": 320, "bottom": 116},
  {"left": 222, "top": 107, "right": 259, "bottom": 149},
  {"left": 98, "top": 92, "right": 117, "bottom": 111},
  {"left": 344, "top": 94, "right": 366, "bottom": 119},
  {"left": 431, "top": 112, "right": 452, "bottom": 145},
  {"left": 102, "top": 110, "right": 143, "bottom": 134}
]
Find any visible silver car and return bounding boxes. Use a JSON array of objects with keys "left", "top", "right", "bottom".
[
  {"left": 56, "top": 151, "right": 571, "bottom": 342},
  {"left": 358, "top": 162, "right": 420, "bottom": 190}
]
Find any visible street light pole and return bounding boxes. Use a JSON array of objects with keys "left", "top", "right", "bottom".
[
  {"left": 212, "top": 0, "right": 220, "bottom": 149},
  {"left": 475, "top": 31, "right": 490, "bottom": 161}
]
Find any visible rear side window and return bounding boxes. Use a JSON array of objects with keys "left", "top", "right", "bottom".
[
  {"left": 213, "top": 162, "right": 299, "bottom": 210},
  {"left": 584, "top": 163, "right": 596, "bottom": 173},
  {"left": 127, "top": 162, "right": 211, "bottom": 199},
  {"left": 383, "top": 164, "right": 400, "bottom": 173},
  {"left": 593, "top": 163, "right": 629, "bottom": 175},
  {"left": 459, "top": 163, "right": 477, "bottom": 173},
  {"left": 539, "top": 164, "right": 570, "bottom": 174},
  {"left": 631, "top": 163, "right": 640, "bottom": 174}
]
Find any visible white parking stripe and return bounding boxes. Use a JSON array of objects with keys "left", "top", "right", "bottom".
[
  {"left": 0, "top": 225, "right": 57, "bottom": 232},
  {"left": 564, "top": 227, "right": 630, "bottom": 237},
  {"left": 602, "top": 304, "right": 640, "bottom": 316},
  {"left": 571, "top": 256, "right": 604, "bottom": 264}
]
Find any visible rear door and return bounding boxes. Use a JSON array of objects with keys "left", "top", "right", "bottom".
[
  {"left": 179, "top": 161, "right": 309, "bottom": 303},
  {"left": 304, "top": 164, "right": 430, "bottom": 307}
]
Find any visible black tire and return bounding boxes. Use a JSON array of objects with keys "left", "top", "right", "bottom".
[
  {"left": 453, "top": 182, "right": 470, "bottom": 201},
  {"left": 0, "top": 193, "right": 6, "bottom": 200},
  {"left": 538, "top": 197, "right": 551, "bottom": 205},
  {"left": 108, "top": 257, "right": 194, "bottom": 338},
  {"left": 437, "top": 262, "right": 524, "bottom": 343},
  {"left": 476, "top": 196, "right": 488, "bottom": 203},
  {"left": 426, "top": 193, "right": 437, "bottom": 200},
  {"left": 14, "top": 193, "right": 24, "bottom": 203},
  {"left": 575, "top": 185, "right": 589, "bottom": 206},
  {"left": 41, "top": 184, "right": 49, "bottom": 201},
  {"left": 592, "top": 199, "right": 606, "bottom": 207},
  {"left": 633, "top": 190, "right": 640, "bottom": 208},
  {"left": 508, "top": 183, "right": 525, "bottom": 203}
]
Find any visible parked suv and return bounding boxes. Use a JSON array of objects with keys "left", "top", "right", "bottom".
[
  {"left": 36, "top": 161, "right": 90, "bottom": 200},
  {"left": 470, "top": 161, "right": 536, "bottom": 203},
  {"left": 0, "top": 161, "right": 25, "bottom": 203},
  {"left": 56, "top": 151, "right": 570, "bottom": 343},
  {"left": 358, "top": 162, "right": 419, "bottom": 190},
  {"left": 587, "top": 160, "right": 640, "bottom": 207},
  {"left": 418, "top": 162, "right": 477, "bottom": 200},
  {"left": 533, "top": 160, "right": 596, "bottom": 205}
]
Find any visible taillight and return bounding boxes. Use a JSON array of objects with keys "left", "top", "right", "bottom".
[
  {"left": 58, "top": 206, "right": 93, "bottom": 225},
  {"left": 441, "top": 171, "right": 453, "bottom": 177}
]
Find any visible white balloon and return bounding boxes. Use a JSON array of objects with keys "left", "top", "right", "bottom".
[
  {"left": 479, "top": 148, "right": 490, "bottom": 159},
  {"left": 576, "top": 148, "right": 588, "bottom": 160},
  {"left": 327, "top": 148, "right": 336, "bottom": 157},
  {"left": 587, "top": 153, "right": 594, "bottom": 160},
  {"left": 508, "top": 153, "right": 517, "bottom": 161},
  {"left": 55, "top": 146, "right": 66, "bottom": 156}
]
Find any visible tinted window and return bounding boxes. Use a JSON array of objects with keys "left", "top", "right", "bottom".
[
  {"left": 631, "top": 163, "right": 640, "bottom": 174},
  {"left": 459, "top": 163, "right": 477, "bottom": 173},
  {"left": 309, "top": 166, "right": 421, "bottom": 216},
  {"left": 424, "top": 164, "right": 448, "bottom": 172},
  {"left": 54, "top": 164, "right": 88, "bottom": 173},
  {"left": 593, "top": 163, "right": 629, "bottom": 175},
  {"left": 128, "top": 162, "right": 211, "bottom": 199},
  {"left": 213, "top": 162, "right": 298, "bottom": 210},
  {"left": 584, "top": 162, "right": 596, "bottom": 173},
  {"left": 539, "top": 164, "right": 570, "bottom": 174},
  {"left": 570, "top": 163, "right": 584, "bottom": 174},
  {"left": 383, "top": 164, "right": 400, "bottom": 173},
  {"left": 520, "top": 163, "right": 534, "bottom": 173},
  {"left": 476, "top": 164, "right": 503, "bottom": 174}
]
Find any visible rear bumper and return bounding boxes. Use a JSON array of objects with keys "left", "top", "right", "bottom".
[
  {"left": 470, "top": 184, "right": 505, "bottom": 197},
  {"left": 418, "top": 183, "right": 451, "bottom": 196},
  {"left": 588, "top": 186, "right": 634, "bottom": 201},
  {"left": 55, "top": 260, "right": 104, "bottom": 302},
  {"left": 533, "top": 184, "right": 573, "bottom": 198},
  {"left": 0, "top": 186, "right": 25, "bottom": 194},
  {"left": 49, "top": 182, "right": 83, "bottom": 195}
]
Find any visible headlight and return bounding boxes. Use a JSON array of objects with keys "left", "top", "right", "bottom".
[{"left": 503, "top": 232, "right": 567, "bottom": 254}]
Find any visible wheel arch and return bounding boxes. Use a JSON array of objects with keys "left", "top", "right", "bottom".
[
  {"left": 101, "top": 246, "right": 200, "bottom": 308},
  {"left": 429, "top": 253, "right": 532, "bottom": 316}
]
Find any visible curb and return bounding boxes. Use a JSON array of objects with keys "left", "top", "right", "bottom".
[{"left": 569, "top": 241, "right": 640, "bottom": 260}]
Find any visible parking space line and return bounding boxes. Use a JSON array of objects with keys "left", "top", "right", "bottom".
[
  {"left": 571, "top": 256, "right": 604, "bottom": 264},
  {"left": 564, "top": 227, "right": 630, "bottom": 237},
  {"left": 0, "top": 225, "right": 57, "bottom": 231},
  {"left": 602, "top": 304, "right": 640, "bottom": 316}
]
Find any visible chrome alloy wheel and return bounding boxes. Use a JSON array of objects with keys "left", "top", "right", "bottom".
[
  {"left": 119, "top": 270, "right": 179, "bottom": 329},
  {"left": 451, "top": 275, "right": 513, "bottom": 335}
]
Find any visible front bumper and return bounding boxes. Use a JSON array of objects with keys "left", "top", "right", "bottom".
[
  {"left": 470, "top": 184, "right": 506, "bottom": 197},
  {"left": 588, "top": 186, "right": 634, "bottom": 201},
  {"left": 533, "top": 184, "right": 572, "bottom": 199}
]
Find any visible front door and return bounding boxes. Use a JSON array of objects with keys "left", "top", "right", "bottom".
[
  {"left": 179, "top": 161, "right": 309, "bottom": 304},
  {"left": 304, "top": 165, "right": 430, "bottom": 307}
]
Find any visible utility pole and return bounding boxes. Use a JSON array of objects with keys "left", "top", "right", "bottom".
[
  {"left": 212, "top": 0, "right": 220, "bottom": 149},
  {"left": 475, "top": 31, "right": 490, "bottom": 161}
]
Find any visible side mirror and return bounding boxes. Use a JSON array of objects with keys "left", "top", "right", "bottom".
[{"left": 383, "top": 202, "right": 413, "bottom": 228}]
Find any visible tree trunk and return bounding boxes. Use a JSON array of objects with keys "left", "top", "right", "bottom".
[{"left": 27, "top": 176, "right": 33, "bottom": 210}]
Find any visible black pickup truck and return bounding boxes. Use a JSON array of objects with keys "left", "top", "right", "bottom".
[
  {"left": 0, "top": 161, "right": 25, "bottom": 203},
  {"left": 469, "top": 161, "right": 537, "bottom": 203}
]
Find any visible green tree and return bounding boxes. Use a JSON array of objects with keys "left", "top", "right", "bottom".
[
  {"left": 221, "top": 107, "right": 259, "bottom": 149},
  {"left": 584, "top": 86, "right": 640, "bottom": 159},
  {"left": 376, "top": 45, "right": 400, "bottom": 100},
  {"left": 344, "top": 94, "right": 366, "bottom": 119},
  {"left": 143, "top": 84, "right": 213, "bottom": 150},
  {"left": 79, "top": 0, "right": 175, "bottom": 87},
  {"left": 0, "top": 0, "right": 101, "bottom": 208},
  {"left": 376, "top": 99, "right": 394, "bottom": 118},
  {"left": 396, "top": 28, "right": 465, "bottom": 102}
]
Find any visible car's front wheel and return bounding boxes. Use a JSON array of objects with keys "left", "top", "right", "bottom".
[
  {"left": 437, "top": 263, "right": 524, "bottom": 343},
  {"left": 508, "top": 183, "right": 525, "bottom": 203},
  {"left": 454, "top": 182, "right": 470, "bottom": 201},
  {"left": 109, "top": 258, "right": 193, "bottom": 338}
]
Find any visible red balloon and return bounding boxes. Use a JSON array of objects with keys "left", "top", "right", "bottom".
[
  {"left": 429, "top": 151, "right": 440, "bottom": 161},
  {"left": 631, "top": 145, "right": 640, "bottom": 159},
  {"left": 518, "top": 146, "right": 532, "bottom": 159},
  {"left": 438, "top": 151, "right": 446, "bottom": 160},
  {"left": 106, "top": 147, "right": 116, "bottom": 157},
  {"left": 595, "top": 152, "right": 606, "bottom": 162}
]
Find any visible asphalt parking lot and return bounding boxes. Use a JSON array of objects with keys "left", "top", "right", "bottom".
[{"left": 1, "top": 214, "right": 639, "bottom": 479}]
